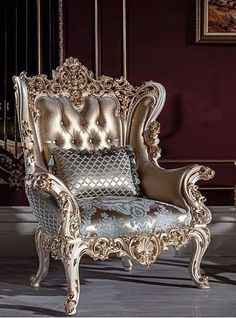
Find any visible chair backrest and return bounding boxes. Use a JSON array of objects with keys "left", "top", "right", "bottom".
[{"left": 13, "top": 57, "right": 166, "bottom": 174}]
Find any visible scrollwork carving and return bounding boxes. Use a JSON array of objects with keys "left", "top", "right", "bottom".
[
  {"left": 144, "top": 121, "right": 161, "bottom": 162},
  {"left": 21, "top": 120, "right": 35, "bottom": 166},
  {"left": 21, "top": 120, "right": 33, "bottom": 138},
  {"left": 184, "top": 165, "right": 215, "bottom": 225},
  {"left": 161, "top": 228, "right": 190, "bottom": 250},
  {"left": 64, "top": 291, "right": 77, "bottom": 315},
  {"left": 40, "top": 228, "right": 62, "bottom": 259},
  {"left": 20, "top": 57, "right": 163, "bottom": 122},
  {"left": 57, "top": 191, "right": 81, "bottom": 240},
  {"left": 41, "top": 227, "right": 205, "bottom": 270},
  {"left": 88, "top": 237, "right": 114, "bottom": 260},
  {"left": 128, "top": 235, "right": 161, "bottom": 266},
  {"left": 87, "top": 231, "right": 178, "bottom": 267},
  {"left": 25, "top": 173, "right": 52, "bottom": 192}
]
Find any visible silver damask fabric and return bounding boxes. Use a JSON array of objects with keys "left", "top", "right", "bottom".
[
  {"left": 78, "top": 196, "right": 192, "bottom": 239},
  {"left": 27, "top": 189, "right": 192, "bottom": 238},
  {"left": 51, "top": 146, "right": 140, "bottom": 199}
]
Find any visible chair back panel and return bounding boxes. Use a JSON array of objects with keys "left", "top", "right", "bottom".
[
  {"left": 14, "top": 57, "right": 166, "bottom": 173},
  {"left": 35, "top": 94, "right": 121, "bottom": 165}
]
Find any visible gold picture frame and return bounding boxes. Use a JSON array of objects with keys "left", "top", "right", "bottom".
[{"left": 196, "top": 0, "right": 236, "bottom": 43}]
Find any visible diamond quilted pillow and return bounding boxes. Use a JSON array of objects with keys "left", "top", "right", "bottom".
[{"left": 50, "top": 146, "right": 140, "bottom": 199}]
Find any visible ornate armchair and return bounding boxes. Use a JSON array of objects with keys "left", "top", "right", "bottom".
[{"left": 13, "top": 58, "right": 214, "bottom": 315}]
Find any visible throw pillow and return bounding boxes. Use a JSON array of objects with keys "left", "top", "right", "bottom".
[{"left": 50, "top": 146, "right": 140, "bottom": 199}]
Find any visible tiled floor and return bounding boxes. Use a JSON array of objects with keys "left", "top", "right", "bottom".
[{"left": 0, "top": 257, "right": 236, "bottom": 317}]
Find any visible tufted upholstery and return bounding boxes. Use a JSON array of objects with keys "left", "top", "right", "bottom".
[{"left": 35, "top": 95, "right": 122, "bottom": 165}]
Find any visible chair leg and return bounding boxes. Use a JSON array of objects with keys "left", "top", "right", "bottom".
[
  {"left": 30, "top": 226, "right": 50, "bottom": 288},
  {"left": 189, "top": 227, "right": 210, "bottom": 289},
  {"left": 121, "top": 255, "right": 133, "bottom": 271},
  {"left": 63, "top": 242, "right": 87, "bottom": 316}
]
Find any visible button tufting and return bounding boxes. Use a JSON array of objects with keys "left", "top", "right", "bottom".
[
  {"left": 89, "top": 138, "right": 93, "bottom": 143},
  {"left": 96, "top": 120, "right": 100, "bottom": 125},
  {"left": 60, "top": 121, "right": 64, "bottom": 126},
  {"left": 107, "top": 138, "right": 111, "bottom": 143},
  {"left": 53, "top": 140, "right": 56, "bottom": 144},
  {"left": 71, "top": 140, "right": 75, "bottom": 144}
]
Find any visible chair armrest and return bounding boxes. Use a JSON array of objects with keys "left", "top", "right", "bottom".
[
  {"left": 126, "top": 82, "right": 214, "bottom": 224},
  {"left": 140, "top": 163, "right": 214, "bottom": 225},
  {"left": 182, "top": 164, "right": 215, "bottom": 225},
  {"left": 25, "top": 167, "right": 81, "bottom": 240}
]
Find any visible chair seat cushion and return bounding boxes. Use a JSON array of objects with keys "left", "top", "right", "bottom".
[{"left": 78, "top": 196, "right": 192, "bottom": 239}]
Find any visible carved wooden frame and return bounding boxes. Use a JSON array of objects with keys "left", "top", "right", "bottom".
[{"left": 14, "top": 57, "right": 215, "bottom": 315}]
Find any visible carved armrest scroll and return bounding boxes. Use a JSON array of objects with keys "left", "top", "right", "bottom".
[{"left": 182, "top": 165, "right": 215, "bottom": 225}]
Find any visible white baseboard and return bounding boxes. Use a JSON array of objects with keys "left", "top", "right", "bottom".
[{"left": 0, "top": 206, "right": 235, "bottom": 257}]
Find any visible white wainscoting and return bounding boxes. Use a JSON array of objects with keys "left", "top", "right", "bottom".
[{"left": 0, "top": 206, "right": 235, "bottom": 257}]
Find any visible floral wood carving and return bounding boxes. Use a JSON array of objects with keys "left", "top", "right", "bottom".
[
  {"left": 19, "top": 57, "right": 162, "bottom": 121},
  {"left": 185, "top": 166, "right": 215, "bottom": 225},
  {"left": 64, "top": 291, "right": 77, "bottom": 315},
  {"left": 25, "top": 173, "right": 52, "bottom": 192},
  {"left": 128, "top": 235, "right": 161, "bottom": 266},
  {"left": 21, "top": 120, "right": 35, "bottom": 166},
  {"left": 144, "top": 121, "right": 161, "bottom": 162}
]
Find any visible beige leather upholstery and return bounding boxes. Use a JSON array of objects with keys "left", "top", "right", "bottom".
[{"left": 35, "top": 95, "right": 121, "bottom": 164}]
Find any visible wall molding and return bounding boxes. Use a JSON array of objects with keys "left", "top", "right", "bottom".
[{"left": 0, "top": 206, "right": 235, "bottom": 257}]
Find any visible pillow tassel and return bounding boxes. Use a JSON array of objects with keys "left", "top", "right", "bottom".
[{"left": 48, "top": 154, "right": 56, "bottom": 174}]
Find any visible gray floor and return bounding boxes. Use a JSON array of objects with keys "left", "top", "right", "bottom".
[{"left": 0, "top": 257, "right": 236, "bottom": 317}]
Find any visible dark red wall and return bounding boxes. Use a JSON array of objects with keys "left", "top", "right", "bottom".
[{"left": 64, "top": 0, "right": 235, "bottom": 205}]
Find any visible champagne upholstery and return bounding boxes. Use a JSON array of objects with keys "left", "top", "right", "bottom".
[
  {"left": 35, "top": 95, "right": 121, "bottom": 163},
  {"left": 14, "top": 57, "right": 214, "bottom": 316}
]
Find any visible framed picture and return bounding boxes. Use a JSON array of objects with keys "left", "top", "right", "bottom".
[{"left": 196, "top": 0, "right": 236, "bottom": 43}]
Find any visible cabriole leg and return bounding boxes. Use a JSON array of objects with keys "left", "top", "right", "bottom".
[
  {"left": 30, "top": 226, "right": 50, "bottom": 288},
  {"left": 189, "top": 226, "right": 210, "bottom": 289},
  {"left": 121, "top": 255, "right": 133, "bottom": 271},
  {"left": 63, "top": 242, "right": 87, "bottom": 316}
]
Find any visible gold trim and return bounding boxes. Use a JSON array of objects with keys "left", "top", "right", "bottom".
[
  {"left": 31, "top": 224, "right": 211, "bottom": 315},
  {"left": 18, "top": 57, "right": 161, "bottom": 123},
  {"left": 144, "top": 121, "right": 161, "bottom": 161},
  {"left": 21, "top": 120, "right": 34, "bottom": 166},
  {"left": 196, "top": 0, "right": 236, "bottom": 44},
  {"left": 184, "top": 165, "right": 215, "bottom": 225},
  {"left": 39, "top": 225, "right": 211, "bottom": 288},
  {"left": 64, "top": 291, "right": 77, "bottom": 315}
]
